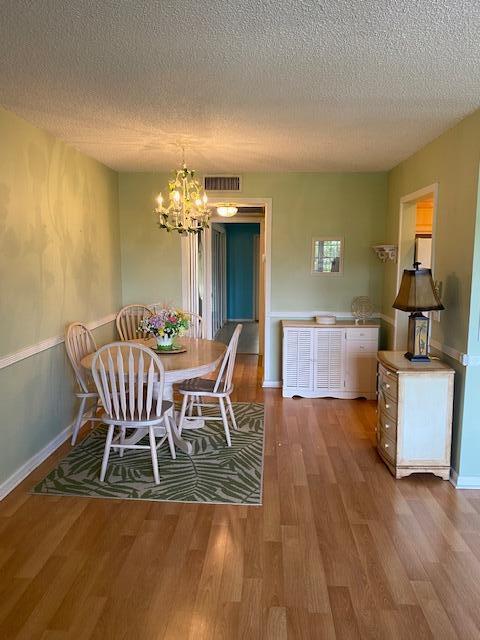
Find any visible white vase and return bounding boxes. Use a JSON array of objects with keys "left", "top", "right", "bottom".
[{"left": 156, "top": 334, "right": 173, "bottom": 348}]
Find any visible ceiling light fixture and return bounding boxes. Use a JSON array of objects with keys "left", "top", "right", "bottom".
[
  {"left": 154, "top": 147, "right": 210, "bottom": 234},
  {"left": 216, "top": 204, "right": 238, "bottom": 218}
]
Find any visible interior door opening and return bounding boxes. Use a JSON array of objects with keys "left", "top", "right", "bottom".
[
  {"left": 395, "top": 186, "right": 437, "bottom": 350},
  {"left": 211, "top": 217, "right": 263, "bottom": 355},
  {"left": 182, "top": 199, "right": 271, "bottom": 383}
]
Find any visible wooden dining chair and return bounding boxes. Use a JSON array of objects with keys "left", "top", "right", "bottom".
[
  {"left": 65, "top": 322, "right": 100, "bottom": 445},
  {"left": 116, "top": 304, "right": 152, "bottom": 341},
  {"left": 183, "top": 311, "right": 204, "bottom": 339},
  {"left": 91, "top": 342, "right": 175, "bottom": 484},
  {"left": 176, "top": 324, "right": 242, "bottom": 446}
]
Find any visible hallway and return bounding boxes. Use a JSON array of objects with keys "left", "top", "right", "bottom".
[{"left": 215, "top": 321, "right": 259, "bottom": 354}]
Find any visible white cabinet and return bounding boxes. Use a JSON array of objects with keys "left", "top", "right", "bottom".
[
  {"left": 282, "top": 321, "right": 379, "bottom": 399},
  {"left": 376, "top": 351, "right": 454, "bottom": 480}
]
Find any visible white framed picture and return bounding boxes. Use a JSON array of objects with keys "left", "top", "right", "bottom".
[{"left": 311, "top": 237, "right": 344, "bottom": 275}]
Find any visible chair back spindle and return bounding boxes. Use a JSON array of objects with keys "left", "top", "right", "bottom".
[
  {"left": 91, "top": 342, "right": 165, "bottom": 422},
  {"left": 214, "top": 324, "right": 242, "bottom": 393},
  {"left": 116, "top": 305, "right": 152, "bottom": 341},
  {"left": 65, "top": 322, "right": 98, "bottom": 393}
]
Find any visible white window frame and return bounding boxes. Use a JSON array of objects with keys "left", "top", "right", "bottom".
[{"left": 311, "top": 237, "right": 344, "bottom": 276}]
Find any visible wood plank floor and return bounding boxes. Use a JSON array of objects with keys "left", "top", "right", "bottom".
[{"left": 1, "top": 355, "right": 480, "bottom": 638}]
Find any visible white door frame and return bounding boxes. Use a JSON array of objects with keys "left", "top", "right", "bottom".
[
  {"left": 183, "top": 197, "right": 272, "bottom": 385},
  {"left": 394, "top": 183, "right": 438, "bottom": 349}
]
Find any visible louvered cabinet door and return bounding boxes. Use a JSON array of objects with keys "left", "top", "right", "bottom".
[
  {"left": 313, "top": 329, "right": 345, "bottom": 392},
  {"left": 283, "top": 329, "right": 314, "bottom": 394}
]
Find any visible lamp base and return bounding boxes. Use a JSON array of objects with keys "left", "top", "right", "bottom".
[
  {"left": 404, "top": 352, "right": 430, "bottom": 362},
  {"left": 405, "top": 312, "right": 430, "bottom": 362}
]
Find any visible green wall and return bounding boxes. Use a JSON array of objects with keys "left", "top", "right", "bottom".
[
  {"left": 119, "top": 173, "right": 183, "bottom": 307},
  {"left": 118, "top": 172, "right": 388, "bottom": 380},
  {"left": 381, "top": 108, "right": 480, "bottom": 478},
  {"left": 0, "top": 107, "right": 121, "bottom": 486}
]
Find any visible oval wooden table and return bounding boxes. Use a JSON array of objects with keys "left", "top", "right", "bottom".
[{"left": 80, "top": 337, "right": 226, "bottom": 455}]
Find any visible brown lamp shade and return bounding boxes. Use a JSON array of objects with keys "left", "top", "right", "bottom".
[{"left": 393, "top": 267, "right": 444, "bottom": 312}]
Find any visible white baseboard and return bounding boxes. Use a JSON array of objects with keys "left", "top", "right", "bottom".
[
  {"left": 0, "top": 420, "right": 74, "bottom": 500},
  {"left": 449, "top": 468, "right": 480, "bottom": 489},
  {"left": 263, "top": 380, "right": 282, "bottom": 388}
]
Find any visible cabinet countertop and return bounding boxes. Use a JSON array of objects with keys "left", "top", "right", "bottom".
[
  {"left": 282, "top": 320, "right": 380, "bottom": 329},
  {"left": 378, "top": 350, "right": 454, "bottom": 374}
]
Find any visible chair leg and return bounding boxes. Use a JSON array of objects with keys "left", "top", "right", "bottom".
[
  {"left": 91, "top": 398, "right": 99, "bottom": 430},
  {"left": 119, "top": 427, "right": 126, "bottom": 457},
  {"left": 178, "top": 394, "right": 189, "bottom": 436},
  {"left": 196, "top": 395, "right": 203, "bottom": 416},
  {"left": 166, "top": 412, "right": 176, "bottom": 460},
  {"left": 226, "top": 396, "right": 238, "bottom": 430},
  {"left": 149, "top": 426, "right": 161, "bottom": 485},
  {"left": 71, "top": 396, "right": 87, "bottom": 445},
  {"left": 100, "top": 424, "right": 115, "bottom": 481},
  {"left": 188, "top": 396, "right": 194, "bottom": 417},
  {"left": 219, "top": 397, "right": 232, "bottom": 447}
]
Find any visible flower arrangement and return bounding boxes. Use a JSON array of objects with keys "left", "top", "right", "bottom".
[{"left": 138, "top": 307, "right": 189, "bottom": 348}]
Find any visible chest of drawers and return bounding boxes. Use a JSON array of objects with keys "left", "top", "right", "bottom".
[{"left": 376, "top": 351, "right": 454, "bottom": 480}]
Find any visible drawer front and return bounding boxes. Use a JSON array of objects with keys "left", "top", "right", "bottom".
[
  {"left": 378, "top": 409, "right": 397, "bottom": 439},
  {"left": 378, "top": 364, "right": 398, "bottom": 401},
  {"left": 346, "top": 328, "right": 378, "bottom": 342},
  {"left": 347, "top": 339, "right": 378, "bottom": 354},
  {"left": 379, "top": 429, "right": 396, "bottom": 463},
  {"left": 378, "top": 389, "right": 397, "bottom": 421}
]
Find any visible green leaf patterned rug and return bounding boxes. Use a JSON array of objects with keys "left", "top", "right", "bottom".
[{"left": 33, "top": 403, "right": 264, "bottom": 505}]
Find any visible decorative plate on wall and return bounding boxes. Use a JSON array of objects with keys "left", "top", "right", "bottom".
[{"left": 351, "top": 296, "right": 374, "bottom": 322}]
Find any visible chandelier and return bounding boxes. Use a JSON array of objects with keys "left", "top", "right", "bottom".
[{"left": 154, "top": 148, "right": 210, "bottom": 234}]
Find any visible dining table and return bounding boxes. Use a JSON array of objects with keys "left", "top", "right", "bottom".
[{"left": 80, "top": 336, "right": 226, "bottom": 455}]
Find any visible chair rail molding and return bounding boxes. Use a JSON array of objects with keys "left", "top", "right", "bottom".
[{"left": 0, "top": 313, "right": 116, "bottom": 370}]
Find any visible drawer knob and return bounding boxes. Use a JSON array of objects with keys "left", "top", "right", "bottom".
[
  {"left": 385, "top": 404, "right": 390, "bottom": 409},
  {"left": 385, "top": 423, "right": 390, "bottom": 429},
  {"left": 384, "top": 443, "right": 389, "bottom": 449},
  {"left": 383, "top": 383, "right": 390, "bottom": 390}
]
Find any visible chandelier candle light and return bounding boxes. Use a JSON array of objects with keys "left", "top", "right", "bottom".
[{"left": 154, "top": 148, "right": 210, "bottom": 234}]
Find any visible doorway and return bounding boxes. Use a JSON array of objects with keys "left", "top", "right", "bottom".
[
  {"left": 182, "top": 198, "right": 272, "bottom": 383},
  {"left": 213, "top": 221, "right": 261, "bottom": 354},
  {"left": 394, "top": 184, "right": 438, "bottom": 349}
]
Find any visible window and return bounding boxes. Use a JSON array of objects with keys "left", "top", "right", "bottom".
[{"left": 311, "top": 237, "right": 344, "bottom": 275}]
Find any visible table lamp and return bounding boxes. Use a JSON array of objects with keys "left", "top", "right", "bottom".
[{"left": 392, "top": 262, "right": 444, "bottom": 362}]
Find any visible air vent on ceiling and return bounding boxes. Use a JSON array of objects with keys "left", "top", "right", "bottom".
[{"left": 203, "top": 175, "right": 242, "bottom": 192}]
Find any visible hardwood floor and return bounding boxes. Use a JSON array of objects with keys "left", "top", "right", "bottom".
[{"left": 1, "top": 355, "right": 480, "bottom": 638}]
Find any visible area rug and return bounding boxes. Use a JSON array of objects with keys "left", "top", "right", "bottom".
[{"left": 32, "top": 403, "right": 264, "bottom": 505}]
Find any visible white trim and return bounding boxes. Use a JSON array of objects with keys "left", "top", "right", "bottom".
[
  {"left": 0, "top": 313, "right": 116, "bottom": 371},
  {"left": 461, "top": 354, "right": 480, "bottom": 366},
  {"left": 379, "top": 313, "right": 395, "bottom": 326},
  {"left": 0, "top": 421, "right": 71, "bottom": 500},
  {"left": 268, "top": 310, "right": 357, "bottom": 319},
  {"left": 262, "top": 380, "right": 282, "bottom": 388},
  {"left": 430, "top": 339, "right": 463, "bottom": 364},
  {"left": 449, "top": 468, "right": 480, "bottom": 489}
]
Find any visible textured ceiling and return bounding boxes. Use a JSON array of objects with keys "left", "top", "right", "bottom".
[{"left": 1, "top": 1, "right": 479, "bottom": 172}]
